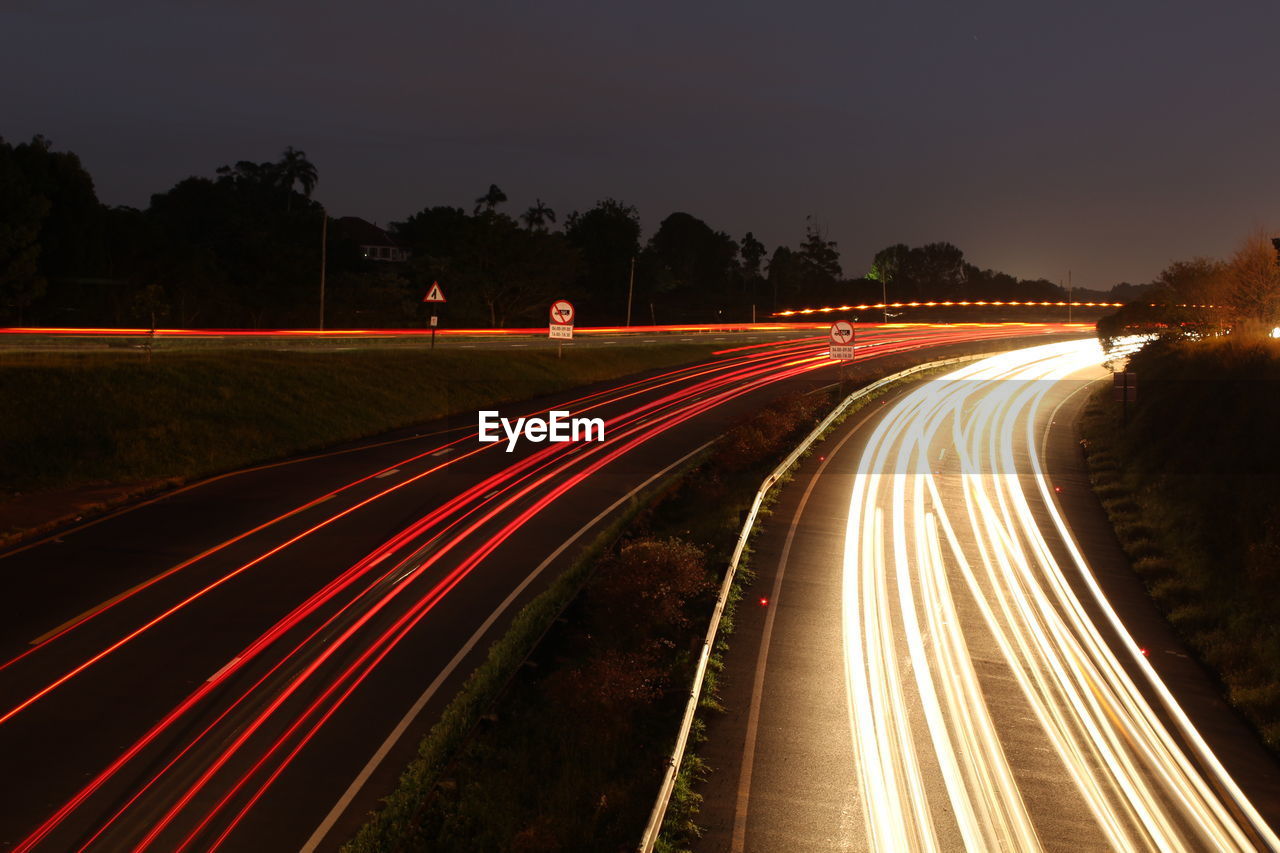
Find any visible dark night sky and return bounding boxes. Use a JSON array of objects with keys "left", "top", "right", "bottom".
[{"left": 3, "top": 1, "right": 1277, "bottom": 289}]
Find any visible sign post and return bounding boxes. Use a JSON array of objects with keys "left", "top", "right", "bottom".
[
  {"left": 829, "top": 321, "right": 856, "bottom": 395},
  {"left": 423, "top": 281, "right": 446, "bottom": 348},
  {"left": 1113, "top": 371, "right": 1137, "bottom": 425},
  {"left": 549, "top": 299, "right": 575, "bottom": 358},
  {"left": 829, "top": 321, "right": 856, "bottom": 360}
]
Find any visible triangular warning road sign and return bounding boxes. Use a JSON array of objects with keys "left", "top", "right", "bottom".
[{"left": 423, "top": 282, "right": 446, "bottom": 303}]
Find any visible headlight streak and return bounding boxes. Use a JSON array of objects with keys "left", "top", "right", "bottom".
[
  {"left": 7, "top": 325, "right": 1068, "bottom": 850},
  {"left": 841, "top": 340, "right": 1276, "bottom": 851}
]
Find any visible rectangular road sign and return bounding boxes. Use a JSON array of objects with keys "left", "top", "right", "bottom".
[
  {"left": 830, "top": 345, "right": 856, "bottom": 361},
  {"left": 549, "top": 324, "right": 573, "bottom": 340}
]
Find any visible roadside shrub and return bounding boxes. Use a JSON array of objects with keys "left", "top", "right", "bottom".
[
  {"left": 1132, "top": 556, "right": 1175, "bottom": 581},
  {"left": 1168, "top": 603, "right": 1217, "bottom": 634},
  {"left": 1094, "top": 482, "right": 1129, "bottom": 501},
  {"left": 542, "top": 648, "right": 666, "bottom": 732},
  {"left": 1122, "top": 538, "right": 1163, "bottom": 561},
  {"left": 709, "top": 393, "right": 827, "bottom": 472},
  {"left": 587, "top": 538, "right": 711, "bottom": 641},
  {"left": 1148, "top": 576, "right": 1199, "bottom": 608},
  {"left": 1104, "top": 496, "right": 1141, "bottom": 516},
  {"left": 1114, "top": 521, "right": 1155, "bottom": 543}
]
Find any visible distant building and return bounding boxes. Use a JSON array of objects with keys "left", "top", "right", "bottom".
[{"left": 333, "top": 216, "right": 411, "bottom": 262}]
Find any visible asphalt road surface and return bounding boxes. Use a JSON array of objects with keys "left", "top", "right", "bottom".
[
  {"left": 0, "top": 325, "right": 1073, "bottom": 851},
  {"left": 696, "top": 339, "right": 1280, "bottom": 852}
]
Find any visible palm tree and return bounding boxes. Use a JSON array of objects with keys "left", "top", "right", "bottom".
[
  {"left": 277, "top": 146, "right": 318, "bottom": 208},
  {"left": 474, "top": 183, "right": 508, "bottom": 215},
  {"left": 521, "top": 198, "right": 556, "bottom": 231}
]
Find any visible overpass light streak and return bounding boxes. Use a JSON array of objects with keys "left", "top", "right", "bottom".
[{"left": 841, "top": 340, "right": 1277, "bottom": 851}]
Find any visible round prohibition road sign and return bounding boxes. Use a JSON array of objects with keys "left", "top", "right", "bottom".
[
  {"left": 550, "top": 299, "right": 575, "bottom": 325},
  {"left": 829, "top": 320, "right": 854, "bottom": 344}
]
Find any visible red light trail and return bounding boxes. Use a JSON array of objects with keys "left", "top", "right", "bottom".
[{"left": 3, "top": 324, "right": 1083, "bottom": 850}]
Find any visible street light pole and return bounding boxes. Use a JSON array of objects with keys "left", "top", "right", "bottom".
[
  {"left": 1068, "top": 269, "right": 1073, "bottom": 323},
  {"left": 319, "top": 207, "right": 328, "bottom": 331},
  {"left": 625, "top": 256, "right": 636, "bottom": 327},
  {"left": 881, "top": 278, "right": 888, "bottom": 324}
]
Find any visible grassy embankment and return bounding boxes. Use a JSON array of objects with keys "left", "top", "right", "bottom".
[
  {"left": 0, "top": 345, "right": 721, "bottom": 539},
  {"left": 342, "top": 348, "right": 981, "bottom": 853},
  {"left": 1079, "top": 335, "right": 1280, "bottom": 750}
]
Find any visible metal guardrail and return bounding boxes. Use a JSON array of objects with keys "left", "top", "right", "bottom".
[{"left": 636, "top": 352, "right": 989, "bottom": 853}]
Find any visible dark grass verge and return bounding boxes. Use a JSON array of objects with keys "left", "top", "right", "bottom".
[
  {"left": 1078, "top": 336, "right": 1280, "bottom": 751},
  {"left": 0, "top": 345, "right": 721, "bottom": 541}
]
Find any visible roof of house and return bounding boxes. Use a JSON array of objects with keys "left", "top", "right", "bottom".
[{"left": 333, "top": 216, "right": 400, "bottom": 248}]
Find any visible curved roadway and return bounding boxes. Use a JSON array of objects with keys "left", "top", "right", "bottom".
[
  {"left": 698, "top": 339, "right": 1280, "bottom": 852},
  {"left": 0, "top": 325, "right": 1066, "bottom": 851}
]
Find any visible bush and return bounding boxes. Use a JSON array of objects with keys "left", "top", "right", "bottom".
[
  {"left": 587, "top": 538, "right": 711, "bottom": 641},
  {"left": 1132, "top": 556, "right": 1175, "bottom": 580}
]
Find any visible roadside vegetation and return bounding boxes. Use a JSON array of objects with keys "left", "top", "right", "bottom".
[
  {"left": 2, "top": 136, "right": 1116, "bottom": 332},
  {"left": 0, "top": 344, "right": 720, "bottom": 540},
  {"left": 1080, "top": 333, "right": 1280, "bottom": 750}
]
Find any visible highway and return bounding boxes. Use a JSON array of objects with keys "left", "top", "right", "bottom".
[
  {"left": 0, "top": 325, "right": 1069, "bottom": 851},
  {"left": 696, "top": 339, "right": 1280, "bottom": 852}
]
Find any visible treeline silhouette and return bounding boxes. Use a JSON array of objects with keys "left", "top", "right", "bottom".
[{"left": 1, "top": 136, "right": 1133, "bottom": 329}]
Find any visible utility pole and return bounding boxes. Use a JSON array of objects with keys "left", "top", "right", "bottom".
[
  {"left": 319, "top": 208, "right": 328, "bottom": 331},
  {"left": 1068, "top": 269, "right": 1073, "bottom": 323},
  {"left": 881, "top": 278, "right": 888, "bottom": 324},
  {"left": 625, "top": 256, "right": 636, "bottom": 327}
]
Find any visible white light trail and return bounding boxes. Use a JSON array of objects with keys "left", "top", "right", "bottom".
[{"left": 841, "top": 338, "right": 1277, "bottom": 851}]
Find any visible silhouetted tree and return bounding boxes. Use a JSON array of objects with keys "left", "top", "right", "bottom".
[
  {"left": 796, "top": 217, "right": 842, "bottom": 300},
  {"left": 564, "top": 198, "right": 641, "bottom": 321},
  {"left": 0, "top": 139, "right": 50, "bottom": 324},
  {"left": 647, "top": 212, "right": 739, "bottom": 320},
  {"left": 521, "top": 198, "right": 556, "bottom": 231},
  {"left": 473, "top": 183, "right": 508, "bottom": 214},
  {"left": 277, "top": 146, "right": 318, "bottom": 207},
  {"left": 1226, "top": 231, "right": 1280, "bottom": 330},
  {"left": 740, "top": 232, "right": 766, "bottom": 281},
  {"left": 767, "top": 245, "right": 801, "bottom": 311}
]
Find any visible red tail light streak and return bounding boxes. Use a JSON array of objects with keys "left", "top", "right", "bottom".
[{"left": 5, "top": 324, "right": 1083, "bottom": 850}]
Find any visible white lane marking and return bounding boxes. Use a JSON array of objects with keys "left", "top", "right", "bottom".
[
  {"left": 374, "top": 469, "right": 400, "bottom": 479},
  {"left": 429, "top": 448, "right": 455, "bottom": 458},
  {"left": 299, "top": 441, "right": 715, "bottom": 853},
  {"left": 207, "top": 656, "right": 241, "bottom": 683},
  {"left": 731, "top": 408, "right": 878, "bottom": 852}
]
